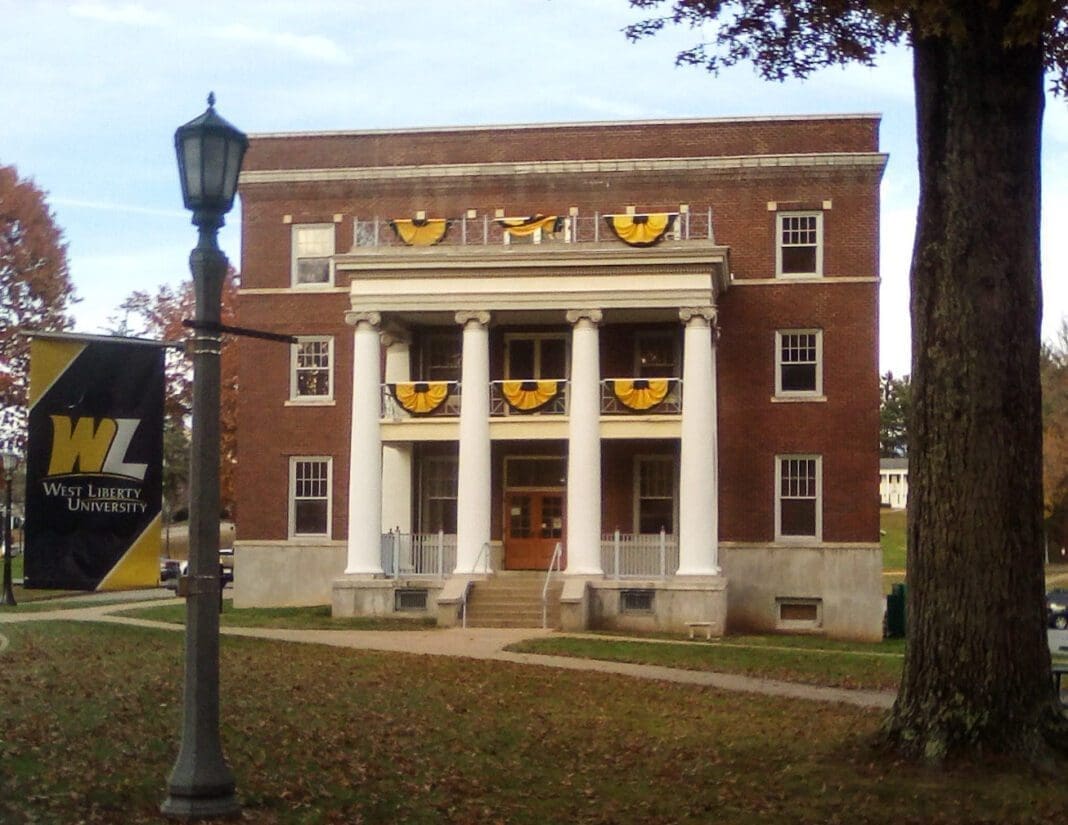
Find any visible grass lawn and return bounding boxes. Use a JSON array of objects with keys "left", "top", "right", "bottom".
[
  {"left": 881, "top": 507, "right": 907, "bottom": 570},
  {"left": 1, "top": 622, "right": 1066, "bottom": 824},
  {"left": 508, "top": 635, "right": 905, "bottom": 691}
]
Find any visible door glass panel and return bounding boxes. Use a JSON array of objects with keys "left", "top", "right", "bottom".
[
  {"left": 541, "top": 495, "right": 563, "bottom": 538},
  {"left": 508, "top": 339, "right": 535, "bottom": 379},
  {"left": 508, "top": 496, "right": 532, "bottom": 538},
  {"left": 540, "top": 339, "right": 567, "bottom": 379}
]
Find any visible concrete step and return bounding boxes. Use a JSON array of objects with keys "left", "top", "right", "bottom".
[{"left": 464, "top": 575, "right": 564, "bottom": 628}]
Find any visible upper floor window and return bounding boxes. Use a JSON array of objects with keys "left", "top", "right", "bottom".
[
  {"left": 776, "top": 212, "right": 822, "bottom": 277},
  {"left": 635, "top": 332, "right": 678, "bottom": 378},
  {"left": 420, "top": 334, "right": 462, "bottom": 382},
  {"left": 290, "top": 456, "right": 332, "bottom": 538},
  {"left": 291, "top": 337, "right": 333, "bottom": 402},
  {"left": 292, "top": 224, "right": 334, "bottom": 286},
  {"left": 775, "top": 455, "right": 821, "bottom": 542},
  {"left": 775, "top": 330, "right": 822, "bottom": 397}
]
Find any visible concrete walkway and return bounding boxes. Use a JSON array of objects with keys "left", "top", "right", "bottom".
[{"left": 0, "top": 595, "right": 896, "bottom": 710}]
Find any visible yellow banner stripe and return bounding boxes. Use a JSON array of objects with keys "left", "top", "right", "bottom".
[
  {"left": 28, "top": 339, "right": 86, "bottom": 408},
  {"left": 389, "top": 219, "right": 449, "bottom": 246},
  {"left": 97, "top": 513, "right": 162, "bottom": 591},
  {"left": 389, "top": 382, "right": 452, "bottom": 414},
  {"left": 612, "top": 379, "right": 669, "bottom": 411},
  {"left": 604, "top": 213, "right": 676, "bottom": 247},
  {"left": 502, "top": 380, "right": 560, "bottom": 412}
]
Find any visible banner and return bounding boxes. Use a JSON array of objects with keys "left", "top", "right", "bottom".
[{"left": 23, "top": 333, "right": 165, "bottom": 590}]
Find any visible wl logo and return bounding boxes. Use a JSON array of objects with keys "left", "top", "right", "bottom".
[{"left": 47, "top": 416, "right": 148, "bottom": 481}]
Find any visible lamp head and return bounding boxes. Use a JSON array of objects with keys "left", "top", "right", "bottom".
[{"left": 174, "top": 93, "right": 248, "bottom": 228}]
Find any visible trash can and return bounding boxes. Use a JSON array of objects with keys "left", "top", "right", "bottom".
[{"left": 885, "top": 582, "right": 906, "bottom": 638}]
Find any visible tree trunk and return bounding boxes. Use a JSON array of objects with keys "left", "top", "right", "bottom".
[{"left": 881, "top": 6, "right": 1067, "bottom": 762}]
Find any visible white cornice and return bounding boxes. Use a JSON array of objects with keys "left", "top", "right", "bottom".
[
  {"left": 240, "top": 153, "right": 888, "bottom": 186},
  {"left": 249, "top": 113, "right": 881, "bottom": 140}
]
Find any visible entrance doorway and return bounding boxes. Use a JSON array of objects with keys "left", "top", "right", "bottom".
[{"left": 504, "top": 491, "right": 565, "bottom": 569}]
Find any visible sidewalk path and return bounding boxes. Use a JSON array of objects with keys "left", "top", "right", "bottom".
[{"left": 0, "top": 597, "right": 895, "bottom": 710}]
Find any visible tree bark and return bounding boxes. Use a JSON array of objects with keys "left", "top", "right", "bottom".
[{"left": 881, "top": 5, "right": 1068, "bottom": 762}]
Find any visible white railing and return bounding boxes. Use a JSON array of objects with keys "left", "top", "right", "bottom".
[
  {"left": 601, "top": 529, "right": 678, "bottom": 579},
  {"left": 600, "top": 378, "right": 682, "bottom": 415},
  {"left": 461, "top": 541, "right": 492, "bottom": 629},
  {"left": 542, "top": 541, "right": 563, "bottom": 629},
  {"left": 351, "top": 210, "right": 715, "bottom": 250},
  {"left": 380, "top": 530, "right": 456, "bottom": 578},
  {"left": 489, "top": 380, "right": 569, "bottom": 416}
]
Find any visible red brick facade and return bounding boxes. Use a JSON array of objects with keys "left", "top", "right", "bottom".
[{"left": 234, "top": 116, "right": 884, "bottom": 637}]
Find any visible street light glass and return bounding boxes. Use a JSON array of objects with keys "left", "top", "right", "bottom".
[
  {"left": 174, "top": 93, "right": 248, "bottom": 218},
  {"left": 1, "top": 450, "right": 17, "bottom": 475}
]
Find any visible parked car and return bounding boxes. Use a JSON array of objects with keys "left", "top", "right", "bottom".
[
  {"left": 159, "top": 559, "right": 185, "bottom": 589},
  {"left": 1048, "top": 589, "right": 1068, "bottom": 630}
]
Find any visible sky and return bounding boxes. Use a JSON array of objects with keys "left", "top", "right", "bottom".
[{"left": 2, "top": 0, "right": 1066, "bottom": 378}]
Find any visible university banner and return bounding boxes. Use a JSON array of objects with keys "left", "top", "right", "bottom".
[{"left": 23, "top": 333, "right": 165, "bottom": 591}]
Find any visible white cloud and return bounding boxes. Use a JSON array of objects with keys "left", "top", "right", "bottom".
[
  {"left": 68, "top": 2, "right": 169, "bottom": 27},
  {"left": 51, "top": 197, "right": 185, "bottom": 218},
  {"left": 210, "top": 24, "right": 352, "bottom": 66}
]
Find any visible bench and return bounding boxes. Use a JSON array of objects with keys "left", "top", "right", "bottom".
[{"left": 686, "top": 621, "right": 716, "bottom": 640}]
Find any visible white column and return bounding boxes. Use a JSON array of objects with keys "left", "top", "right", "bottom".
[
  {"left": 345, "top": 311, "right": 384, "bottom": 575},
  {"left": 676, "top": 306, "right": 720, "bottom": 576},
  {"left": 381, "top": 332, "right": 412, "bottom": 534},
  {"left": 565, "top": 309, "right": 604, "bottom": 575},
  {"left": 454, "top": 311, "right": 492, "bottom": 573}
]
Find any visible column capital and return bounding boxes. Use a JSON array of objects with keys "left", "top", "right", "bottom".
[
  {"left": 455, "top": 310, "right": 491, "bottom": 328},
  {"left": 345, "top": 310, "right": 381, "bottom": 329},
  {"left": 679, "top": 306, "right": 717, "bottom": 325},
  {"left": 380, "top": 326, "right": 410, "bottom": 349},
  {"left": 565, "top": 308, "right": 603, "bottom": 326}
]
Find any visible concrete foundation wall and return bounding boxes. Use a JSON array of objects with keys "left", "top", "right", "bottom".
[
  {"left": 720, "top": 543, "right": 883, "bottom": 641},
  {"left": 587, "top": 578, "right": 728, "bottom": 635},
  {"left": 333, "top": 575, "right": 445, "bottom": 618},
  {"left": 232, "top": 542, "right": 346, "bottom": 608}
]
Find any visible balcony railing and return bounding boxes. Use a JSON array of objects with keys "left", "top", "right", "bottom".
[
  {"left": 380, "top": 378, "right": 683, "bottom": 419},
  {"left": 351, "top": 210, "right": 715, "bottom": 251},
  {"left": 601, "top": 529, "right": 679, "bottom": 579},
  {"left": 380, "top": 530, "right": 457, "bottom": 578}
]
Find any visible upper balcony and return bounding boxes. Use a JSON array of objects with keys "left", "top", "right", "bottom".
[{"left": 338, "top": 210, "right": 731, "bottom": 321}]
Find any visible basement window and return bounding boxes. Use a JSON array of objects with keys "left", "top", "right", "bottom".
[
  {"left": 776, "top": 597, "right": 822, "bottom": 630},
  {"left": 395, "top": 589, "right": 429, "bottom": 611},
  {"left": 620, "top": 589, "right": 655, "bottom": 613}
]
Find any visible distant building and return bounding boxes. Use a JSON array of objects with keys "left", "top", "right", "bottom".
[
  {"left": 232, "top": 115, "right": 887, "bottom": 640},
  {"left": 879, "top": 458, "right": 909, "bottom": 510}
]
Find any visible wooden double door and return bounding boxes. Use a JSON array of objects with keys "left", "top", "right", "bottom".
[{"left": 504, "top": 490, "right": 565, "bottom": 570}]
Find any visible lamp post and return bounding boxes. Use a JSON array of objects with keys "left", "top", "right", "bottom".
[
  {"left": 1, "top": 446, "right": 18, "bottom": 607},
  {"left": 161, "top": 93, "right": 247, "bottom": 821}
]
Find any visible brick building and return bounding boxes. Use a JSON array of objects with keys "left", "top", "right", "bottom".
[{"left": 233, "top": 115, "right": 886, "bottom": 640}]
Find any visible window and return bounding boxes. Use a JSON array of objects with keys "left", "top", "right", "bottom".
[
  {"left": 505, "top": 334, "right": 568, "bottom": 379},
  {"left": 776, "top": 212, "right": 822, "bottom": 277},
  {"left": 635, "top": 332, "right": 677, "bottom": 378},
  {"left": 395, "top": 589, "right": 429, "bottom": 611},
  {"left": 776, "top": 455, "right": 821, "bottom": 541},
  {"left": 776, "top": 598, "right": 822, "bottom": 630},
  {"left": 290, "top": 457, "right": 332, "bottom": 538},
  {"left": 291, "top": 224, "right": 335, "bottom": 286},
  {"left": 635, "top": 456, "right": 675, "bottom": 534},
  {"left": 420, "top": 334, "right": 462, "bottom": 382},
  {"left": 620, "top": 589, "right": 655, "bottom": 613},
  {"left": 420, "top": 456, "right": 457, "bottom": 533},
  {"left": 775, "top": 330, "right": 822, "bottom": 397},
  {"left": 290, "top": 337, "right": 333, "bottom": 401}
]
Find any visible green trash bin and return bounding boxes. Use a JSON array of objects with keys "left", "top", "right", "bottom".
[{"left": 886, "top": 582, "right": 906, "bottom": 638}]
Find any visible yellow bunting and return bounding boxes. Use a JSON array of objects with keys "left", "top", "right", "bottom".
[
  {"left": 389, "top": 382, "right": 452, "bottom": 415},
  {"left": 502, "top": 380, "right": 560, "bottom": 412},
  {"left": 612, "top": 379, "right": 669, "bottom": 411},
  {"left": 389, "top": 218, "right": 450, "bottom": 246},
  {"left": 604, "top": 213, "right": 676, "bottom": 247},
  {"left": 497, "top": 215, "right": 561, "bottom": 238}
]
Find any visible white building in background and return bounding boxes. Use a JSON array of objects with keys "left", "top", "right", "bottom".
[{"left": 879, "top": 458, "right": 909, "bottom": 510}]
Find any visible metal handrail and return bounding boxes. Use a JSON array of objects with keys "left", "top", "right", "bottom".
[
  {"left": 542, "top": 542, "right": 563, "bottom": 629},
  {"left": 461, "top": 541, "right": 491, "bottom": 629}
]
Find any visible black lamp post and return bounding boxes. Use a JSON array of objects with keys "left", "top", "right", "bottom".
[
  {"left": 1, "top": 446, "right": 18, "bottom": 607},
  {"left": 161, "top": 93, "right": 247, "bottom": 821}
]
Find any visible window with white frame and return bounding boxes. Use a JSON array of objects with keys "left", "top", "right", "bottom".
[
  {"left": 420, "top": 456, "right": 458, "bottom": 533},
  {"left": 776, "top": 212, "right": 822, "bottom": 277},
  {"left": 776, "top": 330, "right": 822, "bottom": 396},
  {"left": 291, "top": 337, "right": 333, "bottom": 401},
  {"left": 635, "top": 456, "right": 675, "bottom": 534},
  {"left": 420, "top": 334, "right": 462, "bottom": 382},
  {"left": 290, "top": 457, "right": 332, "bottom": 537},
  {"left": 635, "top": 332, "right": 678, "bottom": 378},
  {"left": 291, "top": 224, "right": 335, "bottom": 286},
  {"left": 776, "top": 455, "right": 821, "bottom": 541}
]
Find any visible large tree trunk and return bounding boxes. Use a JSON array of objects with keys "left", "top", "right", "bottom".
[{"left": 881, "top": 6, "right": 1067, "bottom": 762}]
